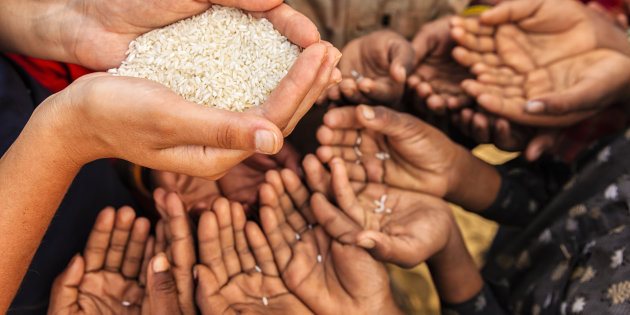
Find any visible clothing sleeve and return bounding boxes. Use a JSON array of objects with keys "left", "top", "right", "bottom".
[
  {"left": 441, "top": 284, "right": 509, "bottom": 315},
  {"left": 481, "top": 156, "right": 572, "bottom": 227}
]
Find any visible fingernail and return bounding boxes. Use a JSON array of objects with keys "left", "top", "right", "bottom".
[
  {"left": 358, "top": 238, "right": 376, "bottom": 249},
  {"left": 360, "top": 106, "right": 375, "bottom": 120},
  {"left": 152, "top": 253, "right": 170, "bottom": 273},
  {"left": 334, "top": 53, "right": 343, "bottom": 67},
  {"left": 255, "top": 130, "right": 278, "bottom": 154},
  {"left": 525, "top": 101, "right": 545, "bottom": 114},
  {"left": 193, "top": 267, "right": 199, "bottom": 284},
  {"left": 396, "top": 66, "right": 407, "bottom": 81}
]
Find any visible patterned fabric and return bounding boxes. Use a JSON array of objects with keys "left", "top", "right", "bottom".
[{"left": 446, "top": 130, "right": 630, "bottom": 314}]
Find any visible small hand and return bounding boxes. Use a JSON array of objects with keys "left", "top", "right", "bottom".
[
  {"left": 48, "top": 207, "right": 150, "bottom": 314},
  {"left": 316, "top": 105, "right": 461, "bottom": 198},
  {"left": 406, "top": 16, "right": 474, "bottom": 115},
  {"left": 258, "top": 170, "right": 403, "bottom": 315},
  {"left": 194, "top": 199, "right": 312, "bottom": 314},
  {"left": 326, "top": 30, "right": 414, "bottom": 107},
  {"left": 314, "top": 158, "right": 456, "bottom": 268}
]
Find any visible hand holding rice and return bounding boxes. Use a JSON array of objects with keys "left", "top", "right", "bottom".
[{"left": 109, "top": 5, "right": 301, "bottom": 112}]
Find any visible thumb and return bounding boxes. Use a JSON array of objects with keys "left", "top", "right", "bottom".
[
  {"left": 479, "top": 0, "right": 543, "bottom": 25},
  {"left": 388, "top": 40, "right": 415, "bottom": 83},
  {"left": 146, "top": 253, "right": 182, "bottom": 315},
  {"left": 356, "top": 231, "right": 420, "bottom": 269},
  {"left": 525, "top": 78, "right": 612, "bottom": 117},
  {"left": 49, "top": 254, "right": 85, "bottom": 312},
  {"left": 355, "top": 105, "right": 431, "bottom": 140}
]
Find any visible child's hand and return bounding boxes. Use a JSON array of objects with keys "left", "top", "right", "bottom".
[
  {"left": 326, "top": 30, "right": 414, "bottom": 107},
  {"left": 317, "top": 105, "right": 462, "bottom": 198},
  {"left": 48, "top": 207, "right": 151, "bottom": 314},
  {"left": 317, "top": 105, "right": 501, "bottom": 211},
  {"left": 407, "top": 16, "right": 475, "bottom": 115},
  {"left": 258, "top": 169, "right": 404, "bottom": 315},
  {"left": 312, "top": 158, "right": 457, "bottom": 268},
  {"left": 194, "top": 199, "right": 313, "bottom": 314}
]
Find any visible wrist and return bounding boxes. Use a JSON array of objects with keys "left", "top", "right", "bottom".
[{"left": 444, "top": 145, "right": 502, "bottom": 212}]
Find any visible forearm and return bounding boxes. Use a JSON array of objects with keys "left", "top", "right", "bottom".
[
  {"left": 0, "top": 0, "right": 74, "bottom": 63},
  {"left": 445, "top": 145, "right": 502, "bottom": 213},
  {"left": 0, "top": 114, "right": 81, "bottom": 312},
  {"left": 427, "top": 225, "right": 483, "bottom": 304}
]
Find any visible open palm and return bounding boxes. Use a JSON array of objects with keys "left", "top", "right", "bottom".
[{"left": 194, "top": 200, "right": 311, "bottom": 314}]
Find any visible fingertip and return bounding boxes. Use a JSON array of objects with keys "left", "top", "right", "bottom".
[{"left": 152, "top": 253, "right": 170, "bottom": 273}]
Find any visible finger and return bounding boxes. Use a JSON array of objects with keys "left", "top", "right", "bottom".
[
  {"left": 122, "top": 217, "right": 151, "bottom": 279},
  {"left": 452, "top": 46, "right": 500, "bottom": 68},
  {"left": 479, "top": 0, "right": 544, "bottom": 25},
  {"left": 230, "top": 202, "right": 256, "bottom": 270},
  {"left": 176, "top": 103, "right": 285, "bottom": 154},
  {"left": 251, "top": 43, "right": 327, "bottom": 135},
  {"left": 153, "top": 188, "right": 169, "bottom": 219},
  {"left": 330, "top": 158, "right": 364, "bottom": 222},
  {"left": 359, "top": 77, "right": 402, "bottom": 105},
  {"left": 322, "top": 106, "right": 363, "bottom": 129},
  {"left": 525, "top": 130, "right": 559, "bottom": 161},
  {"left": 388, "top": 39, "right": 415, "bottom": 83},
  {"left": 316, "top": 125, "right": 361, "bottom": 147},
  {"left": 146, "top": 253, "right": 183, "bottom": 315},
  {"left": 356, "top": 230, "right": 420, "bottom": 268},
  {"left": 316, "top": 146, "right": 359, "bottom": 163},
  {"left": 449, "top": 16, "right": 495, "bottom": 36},
  {"left": 246, "top": 221, "right": 280, "bottom": 276},
  {"left": 48, "top": 255, "right": 84, "bottom": 312},
  {"left": 450, "top": 25, "right": 495, "bottom": 53},
  {"left": 525, "top": 78, "right": 613, "bottom": 116},
  {"left": 194, "top": 265, "right": 236, "bottom": 315},
  {"left": 164, "top": 193, "right": 197, "bottom": 315},
  {"left": 302, "top": 154, "right": 333, "bottom": 198},
  {"left": 154, "top": 220, "right": 166, "bottom": 254},
  {"left": 139, "top": 236, "right": 155, "bottom": 286},
  {"left": 472, "top": 113, "right": 491, "bottom": 144},
  {"left": 280, "top": 169, "right": 313, "bottom": 226},
  {"left": 260, "top": 206, "right": 293, "bottom": 272},
  {"left": 353, "top": 105, "right": 428, "bottom": 142},
  {"left": 197, "top": 211, "right": 229, "bottom": 285},
  {"left": 339, "top": 78, "right": 368, "bottom": 105},
  {"left": 426, "top": 94, "right": 447, "bottom": 115},
  {"left": 84, "top": 207, "right": 115, "bottom": 272},
  {"left": 310, "top": 193, "right": 360, "bottom": 244},
  {"left": 284, "top": 44, "right": 341, "bottom": 133},
  {"left": 104, "top": 206, "right": 136, "bottom": 272},
  {"left": 248, "top": 3, "right": 319, "bottom": 48},
  {"left": 213, "top": 198, "right": 241, "bottom": 277}
]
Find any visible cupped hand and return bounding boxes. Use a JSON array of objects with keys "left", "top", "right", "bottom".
[
  {"left": 406, "top": 16, "right": 474, "bottom": 115},
  {"left": 48, "top": 207, "right": 150, "bottom": 314},
  {"left": 194, "top": 199, "right": 312, "bottom": 314},
  {"left": 316, "top": 105, "right": 462, "bottom": 198},
  {"left": 310, "top": 158, "right": 456, "bottom": 269},
  {"left": 451, "top": 0, "right": 630, "bottom": 71},
  {"left": 326, "top": 30, "right": 414, "bottom": 107},
  {"left": 456, "top": 46, "right": 630, "bottom": 127},
  {"left": 66, "top": 1, "right": 313, "bottom": 70},
  {"left": 258, "top": 170, "right": 403, "bottom": 315}
]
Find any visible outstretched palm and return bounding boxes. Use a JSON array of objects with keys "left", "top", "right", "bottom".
[
  {"left": 194, "top": 200, "right": 311, "bottom": 314},
  {"left": 317, "top": 106, "right": 462, "bottom": 198},
  {"left": 258, "top": 169, "right": 403, "bottom": 315}
]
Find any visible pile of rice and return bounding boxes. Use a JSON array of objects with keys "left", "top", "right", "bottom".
[{"left": 108, "top": 5, "right": 301, "bottom": 112}]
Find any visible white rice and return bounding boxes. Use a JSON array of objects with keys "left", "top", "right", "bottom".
[{"left": 108, "top": 5, "right": 301, "bottom": 112}]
